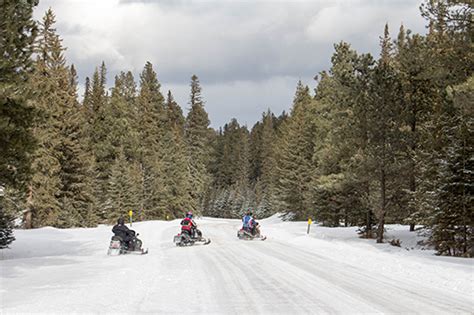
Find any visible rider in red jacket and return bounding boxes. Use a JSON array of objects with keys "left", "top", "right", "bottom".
[{"left": 181, "top": 211, "right": 201, "bottom": 238}]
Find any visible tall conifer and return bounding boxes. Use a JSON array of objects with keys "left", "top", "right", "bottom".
[
  {"left": 277, "top": 82, "right": 315, "bottom": 220},
  {"left": 27, "top": 9, "right": 67, "bottom": 227},
  {"left": 0, "top": 0, "right": 38, "bottom": 244},
  {"left": 136, "top": 62, "right": 166, "bottom": 219},
  {"left": 185, "top": 75, "right": 212, "bottom": 213}
]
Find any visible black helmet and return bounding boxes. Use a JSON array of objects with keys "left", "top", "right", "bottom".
[{"left": 117, "top": 217, "right": 125, "bottom": 225}]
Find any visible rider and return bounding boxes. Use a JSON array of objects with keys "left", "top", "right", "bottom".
[
  {"left": 112, "top": 217, "right": 136, "bottom": 249},
  {"left": 248, "top": 215, "right": 260, "bottom": 236},
  {"left": 242, "top": 211, "right": 253, "bottom": 232},
  {"left": 181, "top": 211, "right": 202, "bottom": 239}
]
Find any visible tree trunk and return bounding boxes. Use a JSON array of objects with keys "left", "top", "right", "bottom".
[
  {"left": 366, "top": 209, "right": 372, "bottom": 238},
  {"left": 365, "top": 181, "right": 372, "bottom": 238},
  {"left": 377, "top": 168, "right": 386, "bottom": 243},
  {"left": 333, "top": 214, "right": 339, "bottom": 228},
  {"left": 23, "top": 185, "right": 33, "bottom": 229},
  {"left": 376, "top": 215, "right": 385, "bottom": 243},
  {"left": 409, "top": 112, "right": 417, "bottom": 232}
]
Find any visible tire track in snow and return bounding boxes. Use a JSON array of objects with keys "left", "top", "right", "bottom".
[
  {"left": 199, "top": 221, "right": 338, "bottom": 314},
  {"left": 254, "top": 240, "right": 473, "bottom": 314}
]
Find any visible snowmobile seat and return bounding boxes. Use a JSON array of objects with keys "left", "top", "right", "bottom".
[{"left": 112, "top": 235, "right": 123, "bottom": 242}]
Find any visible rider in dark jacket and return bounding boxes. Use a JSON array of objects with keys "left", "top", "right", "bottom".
[
  {"left": 249, "top": 216, "right": 260, "bottom": 236},
  {"left": 112, "top": 217, "right": 135, "bottom": 248}
]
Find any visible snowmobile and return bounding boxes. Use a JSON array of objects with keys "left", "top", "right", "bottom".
[
  {"left": 173, "top": 229, "right": 211, "bottom": 246},
  {"left": 107, "top": 232, "right": 148, "bottom": 255},
  {"left": 237, "top": 226, "right": 266, "bottom": 241}
]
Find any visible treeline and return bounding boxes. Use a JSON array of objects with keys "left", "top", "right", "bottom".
[
  {"left": 1, "top": 4, "right": 212, "bottom": 238},
  {"left": 206, "top": 0, "right": 472, "bottom": 257},
  {"left": 1, "top": 0, "right": 472, "bottom": 256}
]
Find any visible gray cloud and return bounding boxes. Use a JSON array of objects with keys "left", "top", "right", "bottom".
[{"left": 34, "top": 0, "right": 427, "bottom": 128}]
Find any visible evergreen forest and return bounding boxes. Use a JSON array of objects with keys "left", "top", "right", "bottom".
[{"left": 0, "top": 0, "right": 472, "bottom": 257}]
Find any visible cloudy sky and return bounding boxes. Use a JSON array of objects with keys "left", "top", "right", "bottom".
[{"left": 34, "top": 0, "right": 427, "bottom": 128}]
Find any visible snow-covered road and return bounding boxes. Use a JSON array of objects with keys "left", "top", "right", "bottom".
[{"left": 1, "top": 216, "right": 473, "bottom": 314}]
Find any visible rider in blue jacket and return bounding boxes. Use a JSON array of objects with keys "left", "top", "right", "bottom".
[{"left": 242, "top": 211, "right": 253, "bottom": 232}]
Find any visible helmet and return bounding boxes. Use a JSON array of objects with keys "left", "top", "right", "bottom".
[
  {"left": 186, "top": 211, "right": 193, "bottom": 218},
  {"left": 117, "top": 217, "right": 125, "bottom": 225}
]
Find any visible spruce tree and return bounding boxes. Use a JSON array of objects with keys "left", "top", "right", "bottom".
[
  {"left": 27, "top": 9, "right": 68, "bottom": 227},
  {"left": 57, "top": 65, "right": 97, "bottom": 227},
  {"left": 136, "top": 62, "right": 166, "bottom": 219},
  {"left": 0, "top": 0, "right": 38, "bottom": 242},
  {"left": 277, "top": 82, "right": 315, "bottom": 220},
  {"left": 158, "top": 91, "right": 192, "bottom": 218},
  {"left": 256, "top": 110, "right": 278, "bottom": 218},
  {"left": 207, "top": 118, "right": 251, "bottom": 218},
  {"left": 185, "top": 75, "right": 212, "bottom": 213},
  {"left": 85, "top": 63, "right": 112, "bottom": 220},
  {"left": 414, "top": 0, "right": 473, "bottom": 254},
  {"left": 430, "top": 76, "right": 473, "bottom": 256},
  {"left": 106, "top": 148, "right": 141, "bottom": 222}
]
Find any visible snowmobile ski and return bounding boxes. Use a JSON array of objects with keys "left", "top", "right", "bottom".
[
  {"left": 237, "top": 228, "right": 266, "bottom": 241},
  {"left": 107, "top": 235, "right": 148, "bottom": 255},
  {"left": 174, "top": 232, "right": 211, "bottom": 247},
  {"left": 123, "top": 248, "right": 148, "bottom": 255}
]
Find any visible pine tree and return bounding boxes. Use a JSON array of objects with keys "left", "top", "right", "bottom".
[
  {"left": 310, "top": 43, "right": 375, "bottom": 230},
  {"left": 395, "top": 27, "right": 436, "bottom": 231},
  {"left": 348, "top": 53, "right": 377, "bottom": 234},
  {"left": 366, "top": 25, "right": 404, "bottom": 243},
  {"left": 0, "top": 0, "right": 38, "bottom": 242}
]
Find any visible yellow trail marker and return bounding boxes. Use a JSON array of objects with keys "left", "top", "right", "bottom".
[
  {"left": 129, "top": 210, "right": 133, "bottom": 226},
  {"left": 307, "top": 218, "right": 312, "bottom": 234}
]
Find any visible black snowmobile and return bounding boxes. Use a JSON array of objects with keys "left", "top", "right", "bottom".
[
  {"left": 107, "top": 231, "right": 148, "bottom": 255},
  {"left": 173, "top": 229, "right": 211, "bottom": 246}
]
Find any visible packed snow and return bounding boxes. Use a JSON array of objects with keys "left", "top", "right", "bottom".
[{"left": 1, "top": 215, "right": 473, "bottom": 314}]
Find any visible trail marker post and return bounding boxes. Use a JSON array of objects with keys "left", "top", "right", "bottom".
[
  {"left": 129, "top": 210, "right": 133, "bottom": 227},
  {"left": 307, "top": 218, "right": 312, "bottom": 234}
]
